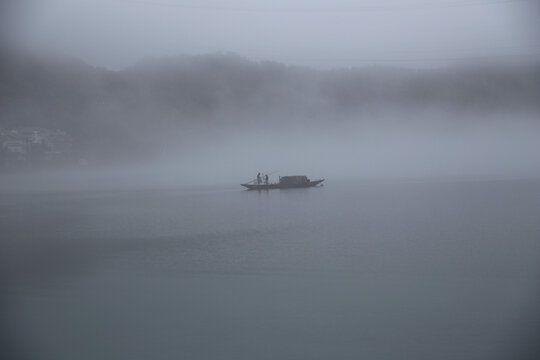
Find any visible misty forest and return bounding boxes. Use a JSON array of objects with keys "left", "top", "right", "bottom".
[{"left": 2, "top": 48, "right": 540, "bottom": 164}]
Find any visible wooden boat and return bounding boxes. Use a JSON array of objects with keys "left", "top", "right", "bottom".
[{"left": 241, "top": 175, "right": 324, "bottom": 190}]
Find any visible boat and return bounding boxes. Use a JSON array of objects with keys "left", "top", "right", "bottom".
[{"left": 241, "top": 175, "right": 324, "bottom": 190}]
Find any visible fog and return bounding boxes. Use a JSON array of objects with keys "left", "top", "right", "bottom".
[
  {"left": 176, "top": 118, "right": 540, "bottom": 182},
  {"left": 1, "top": 48, "right": 540, "bottom": 191},
  {"left": 1, "top": 115, "right": 539, "bottom": 193},
  {"left": 4, "top": 0, "right": 539, "bottom": 69},
  {"left": 2, "top": 1, "right": 540, "bottom": 191},
  {"left": 2, "top": 2, "right": 540, "bottom": 360}
]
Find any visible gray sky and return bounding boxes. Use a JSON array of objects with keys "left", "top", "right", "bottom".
[{"left": 3, "top": 0, "right": 540, "bottom": 69}]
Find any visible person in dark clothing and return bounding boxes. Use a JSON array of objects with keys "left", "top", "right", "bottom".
[
  {"left": 264, "top": 174, "right": 269, "bottom": 185},
  {"left": 257, "top": 173, "right": 262, "bottom": 184}
]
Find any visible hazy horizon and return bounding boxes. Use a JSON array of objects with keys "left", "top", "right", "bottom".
[
  {"left": 1, "top": 46, "right": 540, "bottom": 190},
  {"left": 2, "top": 0, "right": 539, "bottom": 70}
]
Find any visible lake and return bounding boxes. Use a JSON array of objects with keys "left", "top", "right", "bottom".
[{"left": 2, "top": 179, "right": 540, "bottom": 360}]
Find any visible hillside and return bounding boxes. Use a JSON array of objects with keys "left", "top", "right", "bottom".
[{"left": 1, "top": 49, "right": 539, "bottom": 162}]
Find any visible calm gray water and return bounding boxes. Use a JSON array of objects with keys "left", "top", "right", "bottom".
[{"left": 2, "top": 180, "right": 540, "bottom": 360}]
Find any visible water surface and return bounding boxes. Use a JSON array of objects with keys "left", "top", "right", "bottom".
[{"left": 2, "top": 180, "right": 540, "bottom": 359}]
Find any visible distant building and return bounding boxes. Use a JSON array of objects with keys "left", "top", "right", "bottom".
[
  {"left": 44, "top": 131, "right": 73, "bottom": 161},
  {"left": 2, "top": 139, "right": 27, "bottom": 154},
  {"left": 0, "top": 127, "right": 73, "bottom": 168},
  {"left": 1, "top": 137, "right": 28, "bottom": 167}
]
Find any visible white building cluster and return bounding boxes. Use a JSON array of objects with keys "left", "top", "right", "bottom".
[{"left": 0, "top": 127, "right": 73, "bottom": 168}]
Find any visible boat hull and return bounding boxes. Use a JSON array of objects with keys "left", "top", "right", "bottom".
[{"left": 241, "top": 179, "right": 324, "bottom": 190}]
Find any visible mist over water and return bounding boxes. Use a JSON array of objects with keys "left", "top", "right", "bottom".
[
  {"left": 2, "top": 114, "right": 540, "bottom": 192},
  {"left": 2, "top": 48, "right": 539, "bottom": 190}
]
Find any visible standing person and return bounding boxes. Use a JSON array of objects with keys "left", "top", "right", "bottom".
[
  {"left": 257, "top": 173, "right": 262, "bottom": 184},
  {"left": 264, "top": 174, "right": 269, "bottom": 185}
]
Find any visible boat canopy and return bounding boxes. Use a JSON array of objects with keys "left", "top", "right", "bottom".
[{"left": 279, "top": 176, "right": 310, "bottom": 184}]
